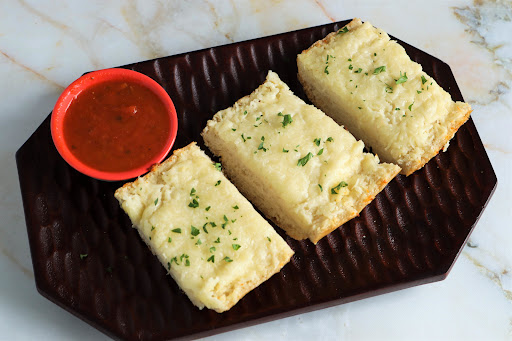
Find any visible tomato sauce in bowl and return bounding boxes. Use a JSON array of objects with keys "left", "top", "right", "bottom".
[{"left": 51, "top": 68, "right": 178, "bottom": 181}]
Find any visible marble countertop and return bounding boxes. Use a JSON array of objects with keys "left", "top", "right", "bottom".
[{"left": 1, "top": 0, "right": 511, "bottom": 340}]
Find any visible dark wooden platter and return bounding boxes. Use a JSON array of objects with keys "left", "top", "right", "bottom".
[{"left": 16, "top": 20, "right": 497, "bottom": 340}]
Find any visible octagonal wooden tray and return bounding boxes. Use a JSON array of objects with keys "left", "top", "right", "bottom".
[{"left": 16, "top": 20, "right": 497, "bottom": 340}]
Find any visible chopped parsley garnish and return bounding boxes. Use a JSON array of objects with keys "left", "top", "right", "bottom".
[
  {"left": 348, "top": 64, "right": 353, "bottom": 70},
  {"left": 172, "top": 228, "right": 182, "bottom": 233},
  {"left": 358, "top": 107, "right": 362, "bottom": 109},
  {"left": 185, "top": 259, "right": 190, "bottom": 266},
  {"left": 151, "top": 226, "right": 155, "bottom": 231},
  {"left": 215, "top": 180, "right": 221, "bottom": 186},
  {"left": 283, "top": 148, "right": 289, "bottom": 153},
  {"left": 168, "top": 237, "right": 172, "bottom": 243},
  {"left": 324, "top": 65, "right": 329, "bottom": 75},
  {"left": 318, "top": 184, "right": 323, "bottom": 192},
  {"left": 243, "top": 110, "right": 248, "bottom": 115},
  {"left": 354, "top": 68, "right": 362, "bottom": 73},
  {"left": 417, "top": 90, "right": 422, "bottom": 94},
  {"left": 190, "top": 226, "right": 200, "bottom": 236},
  {"left": 326, "top": 137, "right": 334, "bottom": 142},
  {"left": 257, "top": 137, "right": 267, "bottom": 152},
  {"left": 408, "top": 102, "right": 414, "bottom": 111},
  {"left": 188, "top": 198, "right": 199, "bottom": 208},
  {"left": 210, "top": 247, "right": 216, "bottom": 253},
  {"left": 331, "top": 181, "right": 348, "bottom": 194},
  {"left": 195, "top": 239, "right": 202, "bottom": 245},
  {"left": 267, "top": 237, "right": 271, "bottom": 242},
  {"left": 167, "top": 262, "right": 171, "bottom": 270},
  {"left": 395, "top": 108, "right": 400, "bottom": 111},
  {"left": 210, "top": 222, "right": 217, "bottom": 227},
  {"left": 297, "top": 152, "right": 314, "bottom": 166},
  {"left": 421, "top": 75, "right": 427, "bottom": 85},
  {"left": 374, "top": 52, "right": 377, "bottom": 56},
  {"left": 214, "top": 163, "right": 222, "bottom": 171},
  {"left": 79, "top": 254, "right": 88, "bottom": 260},
  {"left": 348, "top": 58, "right": 352, "bottom": 61},
  {"left": 282, "top": 114, "right": 293, "bottom": 127},
  {"left": 317, "top": 148, "right": 324, "bottom": 155},
  {"left": 396, "top": 71, "right": 408, "bottom": 84},
  {"left": 214, "top": 237, "right": 221, "bottom": 243},
  {"left": 223, "top": 256, "right": 233, "bottom": 262},
  {"left": 190, "top": 188, "right": 196, "bottom": 196},
  {"left": 314, "top": 138, "right": 321, "bottom": 146},
  {"left": 154, "top": 198, "right": 158, "bottom": 206},
  {"left": 205, "top": 206, "right": 211, "bottom": 211},
  {"left": 337, "top": 26, "right": 349, "bottom": 34},
  {"left": 207, "top": 255, "right": 215, "bottom": 263},
  {"left": 232, "top": 244, "right": 241, "bottom": 251},
  {"left": 373, "top": 66, "right": 386, "bottom": 74},
  {"left": 233, "top": 205, "right": 239, "bottom": 210},
  {"left": 232, "top": 128, "right": 236, "bottom": 131},
  {"left": 241, "top": 134, "right": 247, "bottom": 142}
]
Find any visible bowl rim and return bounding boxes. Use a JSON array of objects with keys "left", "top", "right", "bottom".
[{"left": 50, "top": 68, "right": 178, "bottom": 181}]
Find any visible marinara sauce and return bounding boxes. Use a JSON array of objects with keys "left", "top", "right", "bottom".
[{"left": 63, "top": 80, "right": 171, "bottom": 172}]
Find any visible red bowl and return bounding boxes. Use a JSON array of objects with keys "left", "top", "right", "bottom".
[{"left": 51, "top": 68, "right": 178, "bottom": 181}]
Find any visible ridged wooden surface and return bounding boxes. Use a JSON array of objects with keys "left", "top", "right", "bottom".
[{"left": 16, "top": 20, "right": 497, "bottom": 341}]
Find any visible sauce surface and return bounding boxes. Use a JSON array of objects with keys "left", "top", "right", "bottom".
[{"left": 64, "top": 80, "right": 171, "bottom": 172}]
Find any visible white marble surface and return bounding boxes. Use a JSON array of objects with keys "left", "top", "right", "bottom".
[{"left": 1, "top": 0, "right": 511, "bottom": 340}]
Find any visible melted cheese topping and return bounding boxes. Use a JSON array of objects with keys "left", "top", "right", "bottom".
[
  {"left": 115, "top": 144, "right": 293, "bottom": 312},
  {"left": 297, "top": 20, "right": 470, "bottom": 171},
  {"left": 204, "top": 71, "right": 398, "bottom": 238}
]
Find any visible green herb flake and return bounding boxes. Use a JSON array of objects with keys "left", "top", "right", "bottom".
[
  {"left": 395, "top": 108, "right": 401, "bottom": 111},
  {"left": 214, "top": 237, "right": 221, "bottom": 244},
  {"left": 373, "top": 66, "right": 386, "bottom": 74},
  {"left": 396, "top": 71, "right": 408, "bottom": 85},
  {"left": 326, "top": 137, "right": 334, "bottom": 142},
  {"left": 195, "top": 238, "right": 202, "bottom": 245},
  {"left": 241, "top": 134, "right": 247, "bottom": 142},
  {"left": 210, "top": 222, "right": 217, "bottom": 227},
  {"left": 168, "top": 237, "right": 172, "bottom": 243},
  {"left": 215, "top": 180, "right": 221, "bottom": 186},
  {"left": 205, "top": 206, "right": 211, "bottom": 211},
  {"left": 283, "top": 148, "right": 289, "bottom": 153},
  {"left": 421, "top": 75, "right": 427, "bottom": 85},
  {"left": 243, "top": 110, "right": 248, "bottom": 115},
  {"left": 233, "top": 205, "right": 239, "bottom": 210},
  {"left": 214, "top": 163, "right": 222, "bottom": 171},
  {"left": 79, "top": 254, "right": 88, "bottom": 260},
  {"left": 190, "top": 188, "right": 196, "bottom": 196},
  {"left": 172, "top": 228, "right": 182, "bottom": 234},
  {"left": 358, "top": 106, "right": 362, "bottom": 109},
  {"left": 267, "top": 237, "right": 271, "bottom": 242},
  {"left": 417, "top": 90, "right": 422, "bottom": 94},
  {"left": 354, "top": 68, "right": 362, "bottom": 73},
  {"left": 188, "top": 198, "right": 199, "bottom": 208},
  {"left": 232, "top": 128, "right": 236, "bottom": 131},
  {"left": 191, "top": 226, "right": 200, "bottom": 236},
  {"left": 324, "top": 65, "right": 329, "bottom": 75},
  {"left": 151, "top": 226, "right": 155, "bottom": 231},
  {"left": 348, "top": 64, "right": 353, "bottom": 70},
  {"left": 297, "top": 152, "right": 314, "bottom": 167},
  {"left": 408, "top": 102, "right": 414, "bottom": 111},
  {"left": 374, "top": 52, "right": 377, "bottom": 56},
  {"left": 167, "top": 262, "right": 171, "bottom": 270},
  {"left": 232, "top": 244, "right": 241, "bottom": 251},
  {"left": 223, "top": 256, "right": 233, "bottom": 263},
  {"left": 207, "top": 255, "right": 215, "bottom": 263},
  {"left": 313, "top": 138, "right": 321, "bottom": 146},
  {"left": 282, "top": 114, "right": 293, "bottom": 127},
  {"left": 154, "top": 198, "right": 158, "bottom": 206},
  {"left": 338, "top": 27, "right": 349, "bottom": 34},
  {"left": 348, "top": 58, "right": 352, "bottom": 61},
  {"left": 318, "top": 184, "right": 323, "bottom": 192},
  {"left": 317, "top": 148, "right": 324, "bottom": 156},
  {"left": 185, "top": 259, "right": 190, "bottom": 266},
  {"left": 331, "top": 181, "right": 348, "bottom": 194}
]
